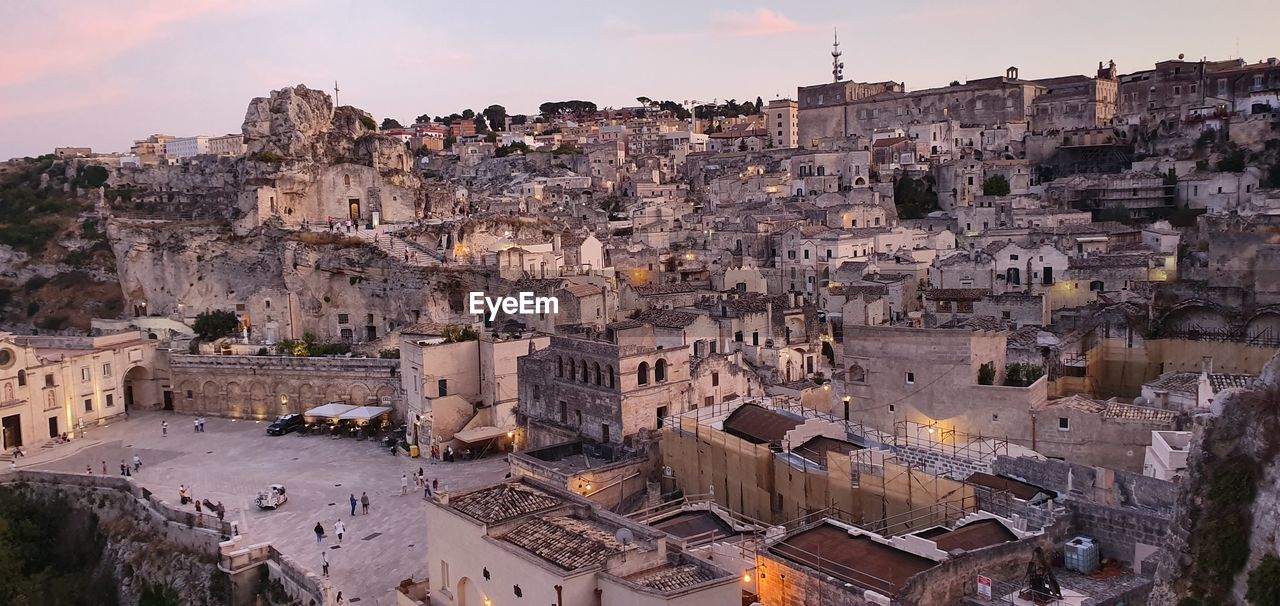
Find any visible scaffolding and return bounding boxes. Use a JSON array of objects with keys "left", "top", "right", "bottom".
[{"left": 892, "top": 420, "right": 1009, "bottom": 465}]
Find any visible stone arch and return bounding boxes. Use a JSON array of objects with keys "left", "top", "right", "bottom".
[
  {"left": 638, "top": 362, "right": 650, "bottom": 385},
  {"left": 593, "top": 362, "right": 602, "bottom": 386},
  {"left": 854, "top": 176, "right": 866, "bottom": 186},
  {"left": 324, "top": 384, "right": 344, "bottom": 405},
  {"left": 249, "top": 381, "right": 269, "bottom": 418},
  {"left": 606, "top": 365, "right": 616, "bottom": 389},
  {"left": 1160, "top": 300, "right": 1233, "bottom": 335},
  {"left": 566, "top": 357, "right": 576, "bottom": 381},
  {"left": 848, "top": 363, "right": 866, "bottom": 383},
  {"left": 273, "top": 381, "right": 293, "bottom": 415},
  {"left": 350, "top": 383, "right": 372, "bottom": 406},
  {"left": 580, "top": 360, "right": 588, "bottom": 383},
  {"left": 375, "top": 384, "right": 396, "bottom": 405},
  {"left": 1245, "top": 308, "right": 1280, "bottom": 344},
  {"left": 655, "top": 358, "right": 668, "bottom": 383},
  {"left": 299, "top": 383, "right": 317, "bottom": 409},
  {"left": 226, "top": 382, "right": 244, "bottom": 417},
  {"left": 201, "top": 381, "right": 219, "bottom": 414}
]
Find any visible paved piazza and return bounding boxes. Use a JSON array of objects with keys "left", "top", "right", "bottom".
[{"left": 22, "top": 410, "right": 509, "bottom": 605}]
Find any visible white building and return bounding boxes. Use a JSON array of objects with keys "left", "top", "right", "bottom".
[
  {"left": 1143, "top": 430, "right": 1191, "bottom": 481},
  {"left": 427, "top": 478, "right": 741, "bottom": 606},
  {"left": 165, "top": 136, "right": 210, "bottom": 158}
]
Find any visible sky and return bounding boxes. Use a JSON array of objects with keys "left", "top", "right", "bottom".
[{"left": 2, "top": 0, "right": 1279, "bottom": 159}]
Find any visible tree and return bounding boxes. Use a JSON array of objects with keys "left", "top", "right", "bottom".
[
  {"left": 978, "top": 362, "right": 996, "bottom": 385},
  {"left": 509, "top": 114, "right": 528, "bottom": 126},
  {"left": 755, "top": 96, "right": 764, "bottom": 114},
  {"left": 982, "top": 174, "right": 1011, "bottom": 196},
  {"left": 538, "top": 100, "right": 598, "bottom": 117},
  {"left": 193, "top": 310, "right": 239, "bottom": 341},
  {"left": 380, "top": 118, "right": 403, "bottom": 130},
  {"left": 74, "top": 165, "right": 109, "bottom": 189},
  {"left": 461, "top": 108, "right": 475, "bottom": 120},
  {"left": 473, "top": 115, "right": 489, "bottom": 132},
  {"left": 358, "top": 114, "right": 377, "bottom": 131},
  {"left": 636, "top": 96, "right": 652, "bottom": 106},
  {"left": 1216, "top": 147, "right": 1246, "bottom": 172},
  {"left": 495, "top": 142, "right": 529, "bottom": 157},
  {"left": 482, "top": 104, "right": 507, "bottom": 131},
  {"left": 415, "top": 114, "right": 432, "bottom": 124},
  {"left": 1247, "top": 555, "right": 1280, "bottom": 606},
  {"left": 893, "top": 176, "right": 940, "bottom": 219}
]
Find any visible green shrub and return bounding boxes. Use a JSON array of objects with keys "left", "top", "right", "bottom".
[
  {"left": 977, "top": 361, "right": 996, "bottom": 385},
  {"left": 359, "top": 114, "right": 378, "bottom": 131},
  {"left": 249, "top": 150, "right": 284, "bottom": 164},
  {"left": 1247, "top": 555, "right": 1280, "bottom": 606},
  {"left": 982, "top": 175, "right": 1011, "bottom": 196},
  {"left": 192, "top": 310, "right": 239, "bottom": 341}
]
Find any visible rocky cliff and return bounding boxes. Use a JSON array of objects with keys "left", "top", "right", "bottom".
[{"left": 1149, "top": 353, "right": 1280, "bottom": 605}]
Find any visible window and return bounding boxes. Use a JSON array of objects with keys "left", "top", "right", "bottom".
[
  {"left": 437, "top": 379, "right": 447, "bottom": 397},
  {"left": 106, "top": 394, "right": 114, "bottom": 408},
  {"left": 906, "top": 372, "right": 915, "bottom": 384},
  {"left": 44, "top": 374, "right": 54, "bottom": 388},
  {"left": 654, "top": 359, "right": 667, "bottom": 382},
  {"left": 340, "top": 328, "right": 353, "bottom": 341},
  {"left": 532, "top": 384, "right": 540, "bottom": 401},
  {"left": 1058, "top": 417, "right": 1070, "bottom": 431},
  {"left": 440, "top": 561, "right": 449, "bottom": 589},
  {"left": 711, "top": 372, "right": 719, "bottom": 387},
  {"left": 81, "top": 367, "right": 90, "bottom": 382},
  {"left": 559, "top": 401, "right": 567, "bottom": 424},
  {"left": 1089, "top": 280, "right": 1104, "bottom": 292},
  {"left": 656, "top": 406, "right": 667, "bottom": 428},
  {"left": 637, "top": 362, "right": 650, "bottom": 385},
  {"left": 752, "top": 332, "right": 759, "bottom": 346},
  {"left": 186, "top": 390, "right": 193, "bottom": 400},
  {"left": 704, "top": 396, "right": 714, "bottom": 408},
  {"left": 557, "top": 356, "right": 564, "bottom": 377},
  {"left": 575, "top": 410, "right": 583, "bottom": 426},
  {"left": 567, "top": 357, "right": 576, "bottom": 380},
  {"left": 580, "top": 360, "right": 588, "bottom": 383},
  {"left": 734, "top": 331, "right": 744, "bottom": 342},
  {"left": 1042, "top": 266, "right": 1054, "bottom": 285},
  {"left": 593, "top": 362, "right": 602, "bottom": 385},
  {"left": 601, "top": 423, "right": 610, "bottom": 442},
  {"left": 84, "top": 398, "right": 93, "bottom": 412},
  {"left": 102, "top": 363, "right": 111, "bottom": 378},
  {"left": 16, "top": 370, "right": 24, "bottom": 386},
  {"left": 1006, "top": 268, "right": 1021, "bottom": 285},
  {"left": 889, "top": 403, "right": 896, "bottom": 413},
  {"left": 338, "top": 313, "right": 350, "bottom": 325},
  {"left": 606, "top": 365, "right": 615, "bottom": 388}
]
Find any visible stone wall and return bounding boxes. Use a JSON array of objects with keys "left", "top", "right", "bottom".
[
  {"left": 169, "top": 354, "right": 401, "bottom": 419},
  {"left": 992, "top": 455, "right": 1175, "bottom": 564}
]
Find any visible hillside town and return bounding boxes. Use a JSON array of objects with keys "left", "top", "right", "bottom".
[{"left": 3, "top": 33, "right": 1280, "bottom": 606}]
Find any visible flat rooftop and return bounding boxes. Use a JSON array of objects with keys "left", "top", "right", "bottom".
[
  {"left": 966, "top": 472, "right": 1055, "bottom": 501},
  {"left": 769, "top": 523, "right": 936, "bottom": 596},
  {"left": 649, "top": 510, "right": 737, "bottom": 541},
  {"left": 929, "top": 519, "right": 1018, "bottom": 552}
]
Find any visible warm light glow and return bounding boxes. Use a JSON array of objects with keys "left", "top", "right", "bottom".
[
  {"left": 506, "top": 431, "right": 515, "bottom": 439},
  {"left": 743, "top": 573, "right": 752, "bottom": 583},
  {"left": 585, "top": 484, "right": 593, "bottom": 491},
  {"left": 926, "top": 426, "right": 935, "bottom": 434}
]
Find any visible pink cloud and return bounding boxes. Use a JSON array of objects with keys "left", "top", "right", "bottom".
[
  {"left": 0, "top": 0, "right": 243, "bottom": 87},
  {"left": 709, "top": 9, "right": 813, "bottom": 36}
]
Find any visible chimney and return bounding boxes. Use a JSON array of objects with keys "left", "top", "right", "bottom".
[{"left": 1201, "top": 356, "right": 1213, "bottom": 376}]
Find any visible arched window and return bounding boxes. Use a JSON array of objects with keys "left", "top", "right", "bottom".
[
  {"left": 1090, "top": 280, "right": 1105, "bottom": 292},
  {"left": 567, "top": 358, "right": 575, "bottom": 380},
  {"left": 557, "top": 356, "right": 564, "bottom": 377},
  {"left": 16, "top": 370, "right": 25, "bottom": 387},
  {"left": 816, "top": 166, "right": 826, "bottom": 176},
  {"left": 848, "top": 363, "right": 866, "bottom": 383},
  {"left": 606, "top": 365, "right": 615, "bottom": 388},
  {"left": 580, "top": 360, "right": 588, "bottom": 383},
  {"left": 655, "top": 359, "right": 668, "bottom": 383},
  {"left": 637, "top": 362, "right": 650, "bottom": 385},
  {"left": 344, "top": 174, "right": 351, "bottom": 186},
  {"left": 593, "top": 362, "right": 602, "bottom": 385},
  {"left": 1006, "top": 268, "right": 1021, "bottom": 285}
]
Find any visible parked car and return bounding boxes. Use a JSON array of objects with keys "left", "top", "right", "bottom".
[{"left": 266, "top": 414, "right": 304, "bottom": 436}]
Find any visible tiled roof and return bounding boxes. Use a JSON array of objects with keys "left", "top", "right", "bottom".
[
  {"left": 636, "top": 308, "right": 702, "bottom": 329},
  {"left": 633, "top": 282, "right": 696, "bottom": 296},
  {"left": 627, "top": 563, "right": 718, "bottom": 591},
  {"left": 448, "top": 483, "right": 562, "bottom": 524},
  {"left": 1103, "top": 402, "right": 1178, "bottom": 423},
  {"left": 501, "top": 515, "right": 627, "bottom": 570},
  {"left": 1208, "top": 373, "right": 1255, "bottom": 393},
  {"left": 562, "top": 283, "right": 602, "bottom": 298},
  {"left": 1069, "top": 254, "right": 1150, "bottom": 269},
  {"left": 1042, "top": 394, "right": 1106, "bottom": 413},
  {"left": 1145, "top": 372, "right": 1199, "bottom": 395}
]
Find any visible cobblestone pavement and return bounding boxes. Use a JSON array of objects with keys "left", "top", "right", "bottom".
[{"left": 25, "top": 410, "right": 509, "bottom": 605}]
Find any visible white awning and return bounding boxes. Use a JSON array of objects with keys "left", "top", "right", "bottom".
[
  {"left": 452, "top": 425, "right": 507, "bottom": 443},
  {"left": 338, "top": 406, "right": 393, "bottom": 421},
  {"left": 304, "top": 403, "right": 358, "bottom": 418}
]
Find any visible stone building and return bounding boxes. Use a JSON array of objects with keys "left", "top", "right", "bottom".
[
  {"left": 766, "top": 98, "right": 799, "bottom": 148},
  {"left": 1029, "top": 61, "right": 1119, "bottom": 132},
  {"left": 169, "top": 354, "right": 400, "bottom": 420},
  {"left": 517, "top": 324, "right": 692, "bottom": 448},
  {"left": 0, "top": 331, "right": 164, "bottom": 452},
  {"left": 426, "top": 478, "right": 739, "bottom": 606},
  {"left": 797, "top": 68, "right": 1043, "bottom": 144}
]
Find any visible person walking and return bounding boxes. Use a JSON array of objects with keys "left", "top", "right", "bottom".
[
  {"left": 101, "top": 460, "right": 107, "bottom": 475},
  {"left": 334, "top": 519, "right": 345, "bottom": 542},
  {"left": 120, "top": 461, "right": 127, "bottom": 476},
  {"left": 335, "top": 591, "right": 344, "bottom": 605},
  {"left": 133, "top": 454, "right": 141, "bottom": 472},
  {"left": 216, "top": 501, "right": 225, "bottom": 521},
  {"left": 194, "top": 418, "right": 200, "bottom": 433},
  {"left": 349, "top": 493, "right": 357, "bottom": 516},
  {"left": 313, "top": 522, "right": 324, "bottom": 544},
  {"left": 162, "top": 420, "right": 168, "bottom": 436},
  {"left": 360, "top": 492, "right": 370, "bottom": 514},
  {"left": 432, "top": 478, "right": 439, "bottom": 492},
  {"left": 401, "top": 473, "right": 408, "bottom": 495},
  {"left": 321, "top": 552, "right": 329, "bottom": 577}
]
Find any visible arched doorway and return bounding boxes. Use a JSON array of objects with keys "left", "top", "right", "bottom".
[
  {"left": 456, "top": 577, "right": 483, "bottom": 606},
  {"left": 123, "top": 366, "right": 158, "bottom": 411}
]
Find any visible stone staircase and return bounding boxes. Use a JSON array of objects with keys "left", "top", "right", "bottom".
[{"left": 350, "top": 228, "right": 445, "bottom": 267}]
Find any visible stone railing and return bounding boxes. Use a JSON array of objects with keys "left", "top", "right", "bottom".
[
  {"left": 5, "top": 469, "right": 233, "bottom": 537},
  {"left": 220, "top": 536, "right": 331, "bottom": 605},
  {"left": 170, "top": 354, "right": 400, "bottom": 373}
]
